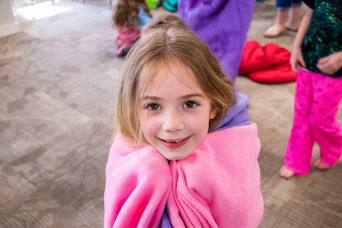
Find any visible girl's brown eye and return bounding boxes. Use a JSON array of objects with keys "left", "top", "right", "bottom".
[
  {"left": 183, "top": 101, "right": 198, "bottom": 109},
  {"left": 146, "top": 103, "right": 161, "bottom": 111}
]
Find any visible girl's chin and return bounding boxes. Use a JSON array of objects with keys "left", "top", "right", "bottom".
[{"left": 160, "top": 150, "right": 192, "bottom": 161}]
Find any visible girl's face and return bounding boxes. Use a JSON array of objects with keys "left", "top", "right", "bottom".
[{"left": 139, "top": 60, "right": 217, "bottom": 160}]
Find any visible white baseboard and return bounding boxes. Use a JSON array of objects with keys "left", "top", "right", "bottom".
[{"left": 0, "top": 22, "right": 20, "bottom": 38}]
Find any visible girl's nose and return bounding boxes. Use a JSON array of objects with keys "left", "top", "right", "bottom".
[{"left": 162, "top": 111, "right": 183, "bottom": 132}]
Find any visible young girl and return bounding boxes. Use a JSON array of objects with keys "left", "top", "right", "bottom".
[
  {"left": 280, "top": 0, "right": 342, "bottom": 178},
  {"left": 111, "top": 0, "right": 152, "bottom": 58},
  {"left": 104, "top": 16, "right": 264, "bottom": 227}
]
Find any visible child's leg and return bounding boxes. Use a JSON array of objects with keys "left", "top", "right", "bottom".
[
  {"left": 285, "top": 0, "right": 302, "bottom": 30},
  {"left": 279, "top": 165, "right": 295, "bottom": 179},
  {"left": 264, "top": 0, "right": 290, "bottom": 38},
  {"left": 264, "top": 9, "right": 288, "bottom": 38},
  {"left": 283, "top": 69, "right": 315, "bottom": 176},
  {"left": 314, "top": 159, "right": 330, "bottom": 170},
  {"left": 286, "top": 5, "right": 301, "bottom": 31},
  {"left": 310, "top": 73, "right": 342, "bottom": 168}
]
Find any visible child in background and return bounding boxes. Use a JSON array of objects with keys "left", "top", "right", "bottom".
[
  {"left": 280, "top": 0, "right": 342, "bottom": 179},
  {"left": 111, "top": 0, "right": 152, "bottom": 58},
  {"left": 104, "top": 15, "right": 263, "bottom": 227}
]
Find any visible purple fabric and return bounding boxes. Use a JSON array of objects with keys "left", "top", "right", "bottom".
[
  {"left": 178, "top": 0, "right": 256, "bottom": 82},
  {"left": 160, "top": 208, "right": 172, "bottom": 227},
  {"left": 216, "top": 92, "right": 250, "bottom": 130}
]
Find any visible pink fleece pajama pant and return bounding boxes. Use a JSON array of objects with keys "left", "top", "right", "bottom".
[{"left": 284, "top": 68, "right": 342, "bottom": 175}]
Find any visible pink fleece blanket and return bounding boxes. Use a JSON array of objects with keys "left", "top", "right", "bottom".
[{"left": 104, "top": 123, "right": 264, "bottom": 227}]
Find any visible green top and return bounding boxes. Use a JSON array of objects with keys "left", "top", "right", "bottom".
[{"left": 302, "top": 0, "right": 342, "bottom": 77}]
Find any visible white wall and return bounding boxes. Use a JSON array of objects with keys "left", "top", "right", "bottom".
[{"left": 0, "top": 0, "right": 20, "bottom": 38}]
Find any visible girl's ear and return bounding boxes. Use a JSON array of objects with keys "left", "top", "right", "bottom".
[{"left": 209, "top": 107, "right": 217, "bottom": 120}]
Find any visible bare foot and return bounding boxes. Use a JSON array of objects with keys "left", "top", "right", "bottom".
[
  {"left": 314, "top": 160, "right": 330, "bottom": 170},
  {"left": 285, "top": 22, "right": 299, "bottom": 32},
  {"left": 279, "top": 166, "right": 294, "bottom": 179},
  {"left": 264, "top": 24, "right": 286, "bottom": 38}
]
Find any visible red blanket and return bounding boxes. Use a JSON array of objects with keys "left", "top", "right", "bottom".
[{"left": 239, "top": 41, "right": 296, "bottom": 83}]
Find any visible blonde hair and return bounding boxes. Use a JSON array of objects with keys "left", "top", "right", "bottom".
[
  {"left": 142, "top": 14, "right": 188, "bottom": 34},
  {"left": 112, "top": 0, "right": 151, "bottom": 28},
  {"left": 114, "top": 17, "right": 236, "bottom": 142}
]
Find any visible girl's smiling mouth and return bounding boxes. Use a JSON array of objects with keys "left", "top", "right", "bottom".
[{"left": 158, "top": 136, "right": 191, "bottom": 149}]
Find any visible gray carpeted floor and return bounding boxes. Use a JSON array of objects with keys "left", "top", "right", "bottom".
[{"left": 0, "top": 0, "right": 341, "bottom": 227}]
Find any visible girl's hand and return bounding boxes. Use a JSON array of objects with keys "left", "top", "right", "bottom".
[
  {"left": 290, "top": 48, "right": 306, "bottom": 72},
  {"left": 316, "top": 51, "right": 342, "bottom": 75}
]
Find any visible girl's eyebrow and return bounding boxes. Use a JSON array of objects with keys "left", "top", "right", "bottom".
[
  {"left": 181, "top": 93, "right": 205, "bottom": 99},
  {"left": 141, "top": 93, "right": 204, "bottom": 100},
  {"left": 141, "top": 96, "right": 160, "bottom": 101}
]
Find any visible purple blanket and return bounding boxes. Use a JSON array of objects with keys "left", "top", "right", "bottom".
[{"left": 178, "top": 0, "right": 256, "bottom": 82}]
